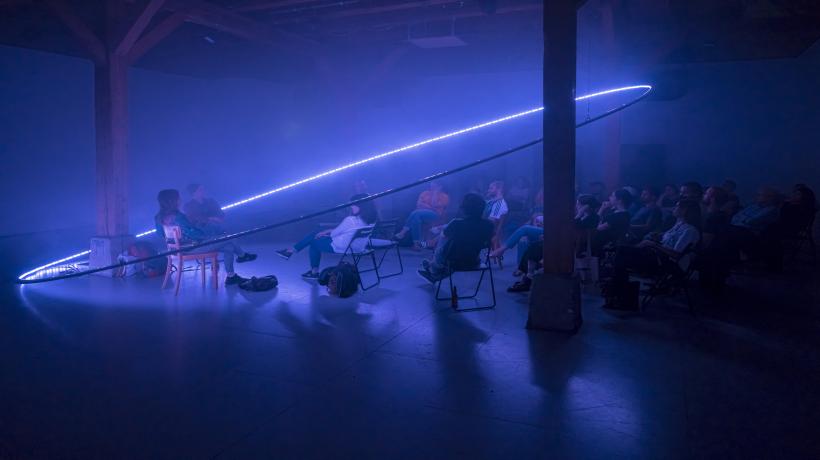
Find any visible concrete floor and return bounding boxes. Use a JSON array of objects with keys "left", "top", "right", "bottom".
[{"left": 2, "top": 243, "right": 820, "bottom": 459}]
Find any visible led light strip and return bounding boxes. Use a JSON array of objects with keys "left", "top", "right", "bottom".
[{"left": 18, "top": 85, "right": 651, "bottom": 282}]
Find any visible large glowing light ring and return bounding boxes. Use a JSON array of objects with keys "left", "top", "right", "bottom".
[{"left": 17, "top": 84, "right": 651, "bottom": 283}]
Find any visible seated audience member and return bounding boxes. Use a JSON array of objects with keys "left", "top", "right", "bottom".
[
  {"left": 587, "top": 181, "right": 607, "bottom": 204},
  {"left": 184, "top": 184, "right": 225, "bottom": 233},
  {"left": 701, "top": 186, "right": 731, "bottom": 249},
  {"left": 657, "top": 184, "right": 680, "bottom": 209},
  {"left": 417, "top": 193, "right": 495, "bottom": 283},
  {"left": 777, "top": 184, "right": 816, "bottom": 237},
  {"left": 731, "top": 187, "right": 781, "bottom": 233},
  {"left": 604, "top": 200, "right": 701, "bottom": 309},
  {"left": 592, "top": 189, "right": 633, "bottom": 254},
  {"left": 155, "top": 189, "right": 256, "bottom": 285},
  {"left": 532, "top": 187, "right": 544, "bottom": 214},
  {"left": 507, "top": 195, "right": 600, "bottom": 293},
  {"left": 507, "top": 176, "right": 532, "bottom": 210},
  {"left": 489, "top": 212, "right": 543, "bottom": 264},
  {"left": 699, "top": 186, "right": 732, "bottom": 291},
  {"left": 680, "top": 181, "right": 704, "bottom": 204},
  {"left": 722, "top": 179, "right": 741, "bottom": 215},
  {"left": 394, "top": 181, "right": 450, "bottom": 250},
  {"left": 484, "top": 180, "right": 509, "bottom": 222},
  {"left": 726, "top": 187, "right": 782, "bottom": 266},
  {"left": 623, "top": 186, "right": 642, "bottom": 216},
  {"left": 276, "top": 194, "right": 378, "bottom": 279},
  {"left": 630, "top": 186, "right": 663, "bottom": 239}
]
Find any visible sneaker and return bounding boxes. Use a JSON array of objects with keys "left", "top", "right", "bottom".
[
  {"left": 275, "top": 249, "right": 293, "bottom": 260},
  {"left": 301, "top": 270, "right": 319, "bottom": 280},
  {"left": 421, "top": 259, "right": 432, "bottom": 272},
  {"left": 507, "top": 278, "right": 531, "bottom": 293},
  {"left": 225, "top": 274, "right": 247, "bottom": 286},
  {"left": 236, "top": 253, "right": 257, "bottom": 263},
  {"left": 417, "top": 269, "right": 437, "bottom": 285}
]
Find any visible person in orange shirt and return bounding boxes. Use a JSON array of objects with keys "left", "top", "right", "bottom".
[{"left": 395, "top": 181, "right": 450, "bottom": 250}]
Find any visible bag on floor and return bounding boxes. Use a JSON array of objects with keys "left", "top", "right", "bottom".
[
  {"left": 239, "top": 275, "right": 278, "bottom": 292},
  {"left": 128, "top": 241, "right": 167, "bottom": 278},
  {"left": 319, "top": 262, "right": 360, "bottom": 298}
]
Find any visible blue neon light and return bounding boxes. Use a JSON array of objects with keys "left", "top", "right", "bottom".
[{"left": 18, "top": 85, "right": 651, "bottom": 281}]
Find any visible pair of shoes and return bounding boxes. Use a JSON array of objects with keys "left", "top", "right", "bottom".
[
  {"left": 417, "top": 269, "right": 437, "bottom": 285},
  {"left": 301, "top": 270, "right": 319, "bottom": 280},
  {"left": 236, "top": 253, "right": 257, "bottom": 263},
  {"left": 225, "top": 274, "right": 247, "bottom": 285},
  {"left": 507, "top": 278, "right": 531, "bottom": 292},
  {"left": 276, "top": 249, "right": 293, "bottom": 260}
]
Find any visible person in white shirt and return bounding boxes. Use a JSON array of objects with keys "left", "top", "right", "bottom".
[
  {"left": 276, "top": 194, "right": 377, "bottom": 279},
  {"left": 606, "top": 199, "right": 701, "bottom": 310},
  {"left": 484, "top": 180, "right": 509, "bottom": 222}
]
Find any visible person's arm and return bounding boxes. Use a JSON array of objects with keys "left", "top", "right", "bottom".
[
  {"left": 330, "top": 216, "right": 360, "bottom": 239},
  {"left": 177, "top": 213, "right": 207, "bottom": 241},
  {"left": 744, "top": 206, "right": 779, "bottom": 229},
  {"left": 416, "top": 191, "right": 433, "bottom": 210},
  {"left": 210, "top": 199, "right": 225, "bottom": 222}
]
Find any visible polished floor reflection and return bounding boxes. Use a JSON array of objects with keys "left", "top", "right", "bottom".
[{"left": 2, "top": 243, "right": 819, "bottom": 459}]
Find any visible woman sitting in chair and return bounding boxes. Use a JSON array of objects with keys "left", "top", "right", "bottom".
[
  {"left": 154, "top": 189, "right": 257, "bottom": 285},
  {"left": 276, "top": 194, "right": 378, "bottom": 279}
]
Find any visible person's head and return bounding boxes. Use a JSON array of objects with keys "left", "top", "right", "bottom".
[
  {"left": 610, "top": 189, "right": 633, "bottom": 209},
  {"left": 576, "top": 194, "right": 599, "bottom": 213},
  {"left": 157, "top": 189, "right": 181, "bottom": 215},
  {"left": 663, "top": 184, "right": 678, "bottom": 196},
  {"left": 487, "top": 180, "right": 504, "bottom": 199},
  {"left": 187, "top": 183, "right": 205, "bottom": 201},
  {"left": 792, "top": 184, "right": 816, "bottom": 209},
  {"left": 680, "top": 181, "right": 704, "bottom": 200},
  {"left": 722, "top": 179, "right": 737, "bottom": 194},
  {"left": 674, "top": 199, "right": 701, "bottom": 225},
  {"left": 460, "top": 193, "right": 486, "bottom": 219},
  {"left": 429, "top": 181, "right": 444, "bottom": 193},
  {"left": 703, "top": 186, "right": 729, "bottom": 208},
  {"left": 349, "top": 193, "right": 378, "bottom": 224},
  {"left": 756, "top": 187, "right": 780, "bottom": 207},
  {"left": 640, "top": 186, "right": 659, "bottom": 205}
]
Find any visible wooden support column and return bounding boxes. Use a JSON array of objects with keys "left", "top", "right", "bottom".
[
  {"left": 94, "top": 54, "right": 130, "bottom": 237},
  {"left": 527, "top": 0, "right": 580, "bottom": 332},
  {"left": 600, "top": 0, "right": 621, "bottom": 190},
  {"left": 541, "top": 0, "right": 577, "bottom": 275}
]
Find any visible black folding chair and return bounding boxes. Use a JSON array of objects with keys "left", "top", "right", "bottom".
[
  {"left": 339, "top": 226, "right": 380, "bottom": 291},
  {"left": 367, "top": 219, "right": 404, "bottom": 280},
  {"left": 435, "top": 246, "right": 496, "bottom": 312},
  {"left": 638, "top": 245, "right": 697, "bottom": 314}
]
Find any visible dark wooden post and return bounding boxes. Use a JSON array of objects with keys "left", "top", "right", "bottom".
[{"left": 527, "top": 0, "right": 581, "bottom": 331}]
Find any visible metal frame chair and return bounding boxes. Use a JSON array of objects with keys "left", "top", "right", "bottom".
[
  {"left": 339, "top": 226, "right": 381, "bottom": 291},
  {"left": 435, "top": 246, "right": 496, "bottom": 312},
  {"left": 636, "top": 245, "right": 697, "bottom": 314},
  {"left": 367, "top": 219, "right": 404, "bottom": 279}
]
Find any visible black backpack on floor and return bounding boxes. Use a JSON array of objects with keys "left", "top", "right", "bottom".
[
  {"left": 239, "top": 275, "right": 278, "bottom": 292},
  {"left": 318, "top": 262, "right": 360, "bottom": 298}
]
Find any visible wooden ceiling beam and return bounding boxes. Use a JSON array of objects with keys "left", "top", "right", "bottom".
[
  {"left": 127, "top": 10, "right": 187, "bottom": 63},
  {"left": 115, "top": 0, "right": 166, "bottom": 56},
  {"left": 326, "top": 0, "right": 467, "bottom": 19},
  {"left": 233, "top": 0, "right": 326, "bottom": 13},
  {"left": 44, "top": 0, "right": 107, "bottom": 65}
]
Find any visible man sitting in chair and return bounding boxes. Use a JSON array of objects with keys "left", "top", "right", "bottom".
[
  {"left": 604, "top": 199, "right": 701, "bottom": 310},
  {"left": 417, "top": 193, "right": 494, "bottom": 284}
]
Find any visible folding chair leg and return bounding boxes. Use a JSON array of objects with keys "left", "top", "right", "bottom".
[
  {"left": 162, "top": 258, "right": 172, "bottom": 289},
  {"left": 355, "top": 253, "right": 380, "bottom": 291},
  {"left": 212, "top": 255, "right": 219, "bottom": 290},
  {"left": 174, "top": 257, "right": 183, "bottom": 296}
]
